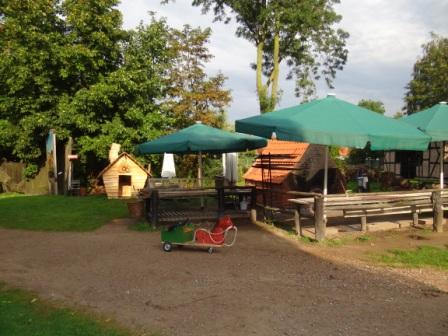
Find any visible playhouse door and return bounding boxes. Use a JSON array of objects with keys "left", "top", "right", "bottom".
[{"left": 118, "top": 175, "right": 132, "bottom": 197}]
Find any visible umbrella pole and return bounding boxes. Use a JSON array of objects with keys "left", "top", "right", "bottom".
[
  {"left": 323, "top": 146, "right": 328, "bottom": 196},
  {"left": 198, "top": 151, "right": 204, "bottom": 208},
  {"left": 440, "top": 142, "right": 444, "bottom": 189}
]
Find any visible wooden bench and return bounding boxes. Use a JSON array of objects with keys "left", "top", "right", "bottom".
[{"left": 289, "top": 189, "right": 447, "bottom": 240}]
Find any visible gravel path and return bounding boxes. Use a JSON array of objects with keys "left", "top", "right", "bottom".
[{"left": 0, "top": 220, "right": 447, "bottom": 336}]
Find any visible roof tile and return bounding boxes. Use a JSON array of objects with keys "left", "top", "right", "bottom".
[{"left": 244, "top": 140, "right": 309, "bottom": 184}]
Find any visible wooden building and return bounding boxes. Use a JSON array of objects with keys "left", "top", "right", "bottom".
[
  {"left": 98, "top": 152, "right": 151, "bottom": 198},
  {"left": 383, "top": 141, "right": 447, "bottom": 181},
  {"left": 244, "top": 140, "right": 345, "bottom": 208}
]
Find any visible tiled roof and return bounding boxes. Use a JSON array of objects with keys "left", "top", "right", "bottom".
[{"left": 244, "top": 140, "right": 309, "bottom": 184}]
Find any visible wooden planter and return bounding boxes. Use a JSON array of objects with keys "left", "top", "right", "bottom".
[{"left": 127, "top": 199, "right": 144, "bottom": 218}]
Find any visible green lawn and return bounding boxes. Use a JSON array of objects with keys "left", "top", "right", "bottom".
[
  {"left": 375, "top": 245, "right": 448, "bottom": 270},
  {"left": 0, "top": 284, "right": 131, "bottom": 336},
  {"left": 0, "top": 195, "right": 128, "bottom": 231}
]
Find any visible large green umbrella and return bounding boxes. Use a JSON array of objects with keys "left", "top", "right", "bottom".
[
  {"left": 401, "top": 101, "right": 448, "bottom": 188},
  {"left": 136, "top": 122, "right": 267, "bottom": 188},
  {"left": 236, "top": 94, "right": 431, "bottom": 194}
]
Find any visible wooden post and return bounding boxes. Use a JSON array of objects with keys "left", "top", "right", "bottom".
[
  {"left": 250, "top": 186, "right": 257, "bottom": 224},
  {"left": 294, "top": 207, "right": 301, "bottom": 236},
  {"left": 361, "top": 216, "right": 367, "bottom": 232},
  {"left": 314, "top": 194, "right": 325, "bottom": 241},
  {"left": 412, "top": 208, "right": 419, "bottom": 227},
  {"left": 150, "top": 190, "right": 159, "bottom": 229},
  {"left": 432, "top": 190, "right": 444, "bottom": 233},
  {"left": 145, "top": 197, "right": 151, "bottom": 222}
]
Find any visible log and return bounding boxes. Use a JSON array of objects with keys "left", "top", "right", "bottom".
[
  {"left": 314, "top": 195, "right": 325, "bottom": 241},
  {"left": 432, "top": 190, "right": 444, "bottom": 233}
]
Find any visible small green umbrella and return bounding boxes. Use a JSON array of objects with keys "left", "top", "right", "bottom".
[
  {"left": 401, "top": 101, "right": 448, "bottom": 188},
  {"left": 236, "top": 94, "right": 431, "bottom": 194},
  {"left": 136, "top": 122, "right": 267, "bottom": 188},
  {"left": 136, "top": 122, "right": 267, "bottom": 155}
]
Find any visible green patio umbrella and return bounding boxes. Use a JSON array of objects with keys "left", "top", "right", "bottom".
[
  {"left": 137, "top": 122, "right": 267, "bottom": 155},
  {"left": 236, "top": 94, "right": 431, "bottom": 194},
  {"left": 136, "top": 122, "right": 267, "bottom": 188},
  {"left": 401, "top": 101, "right": 448, "bottom": 188}
]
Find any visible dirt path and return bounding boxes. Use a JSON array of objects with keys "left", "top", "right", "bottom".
[{"left": 0, "top": 220, "right": 447, "bottom": 336}]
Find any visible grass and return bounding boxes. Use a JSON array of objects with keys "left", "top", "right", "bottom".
[
  {"left": 129, "top": 220, "right": 159, "bottom": 232},
  {"left": 346, "top": 180, "right": 388, "bottom": 192},
  {"left": 374, "top": 245, "right": 448, "bottom": 270},
  {"left": 0, "top": 283, "right": 131, "bottom": 336},
  {"left": 298, "top": 234, "right": 373, "bottom": 246},
  {"left": 0, "top": 195, "right": 128, "bottom": 231},
  {"left": 0, "top": 192, "right": 26, "bottom": 199}
]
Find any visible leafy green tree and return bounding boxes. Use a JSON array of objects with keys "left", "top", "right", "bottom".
[
  {"left": 393, "top": 111, "right": 404, "bottom": 119},
  {"left": 0, "top": 0, "right": 128, "bottom": 166},
  {"left": 59, "top": 18, "right": 173, "bottom": 166},
  {"left": 61, "top": 0, "right": 127, "bottom": 89},
  {"left": 164, "top": 0, "right": 348, "bottom": 113},
  {"left": 166, "top": 25, "right": 231, "bottom": 129},
  {"left": 0, "top": 0, "right": 66, "bottom": 162},
  {"left": 405, "top": 34, "right": 448, "bottom": 114},
  {"left": 358, "top": 99, "right": 385, "bottom": 114},
  {"left": 348, "top": 99, "right": 386, "bottom": 164},
  {"left": 164, "top": 25, "right": 232, "bottom": 178},
  {"left": 0, "top": 2, "right": 233, "bottom": 180}
]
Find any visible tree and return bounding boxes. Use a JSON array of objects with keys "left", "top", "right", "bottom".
[
  {"left": 393, "top": 111, "right": 404, "bottom": 119},
  {"left": 358, "top": 99, "right": 385, "bottom": 114},
  {"left": 0, "top": 2, "right": 233, "bottom": 180},
  {"left": 59, "top": 18, "right": 173, "bottom": 167},
  {"left": 61, "top": 0, "right": 127, "bottom": 89},
  {"left": 347, "top": 99, "right": 386, "bottom": 164},
  {"left": 166, "top": 25, "right": 231, "bottom": 129},
  {"left": 164, "top": 25, "right": 232, "bottom": 177},
  {"left": 405, "top": 34, "right": 448, "bottom": 114},
  {"left": 0, "top": 0, "right": 66, "bottom": 162},
  {"left": 0, "top": 0, "right": 128, "bottom": 166},
  {"left": 164, "top": 0, "right": 348, "bottom": 113}
]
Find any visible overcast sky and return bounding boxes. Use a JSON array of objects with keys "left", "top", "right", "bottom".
[{"left": 118, "top": 0, "right": 448, "bottom": 120}]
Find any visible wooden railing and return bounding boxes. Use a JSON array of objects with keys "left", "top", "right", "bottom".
[{"left": 143, "top": 186, "right": 257, "bottom": 227}]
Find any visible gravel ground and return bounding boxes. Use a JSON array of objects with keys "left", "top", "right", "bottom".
[{"left": 0, "top": 220, "right": 447, "bottom": 336}]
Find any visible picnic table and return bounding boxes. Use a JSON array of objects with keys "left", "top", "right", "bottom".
[
  {"left": 289, "top": 189, "right": 447, "bottom": 240},
  {"left": 143, "top": 186, "right": 257, "bottom": 227}
]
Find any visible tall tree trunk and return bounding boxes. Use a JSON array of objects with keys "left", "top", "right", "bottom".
[
  {"left": 256, "top": 41, "right": 268, "bottom": 113},
  {"left": 256, "top": 32, "right": 280, "bottom": 114},
  {"left": 269, "top": 31, "right": 280, "bottom": 112}
]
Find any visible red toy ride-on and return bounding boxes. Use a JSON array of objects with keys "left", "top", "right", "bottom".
[{"left": 161, "top": 215, "right": 237, "bottom": 253}]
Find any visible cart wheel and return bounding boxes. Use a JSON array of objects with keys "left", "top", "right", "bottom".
[
  {"left": 208, "top": 247, "right": 213, "bottom": 254},
  {"left": 163, "top": 242, "right": 172, "bottom": 252}
]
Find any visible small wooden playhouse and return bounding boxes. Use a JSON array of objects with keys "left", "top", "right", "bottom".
[
  {"left": 244, "top": 140, "right": 345, "bottom": 208},
  {"left": 98, "top": 152, "right": 150, "bottom": 198}
]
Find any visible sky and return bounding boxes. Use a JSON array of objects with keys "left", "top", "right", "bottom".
[{"left": 118, "top": 0, "right": 448, "bottom": 120}]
